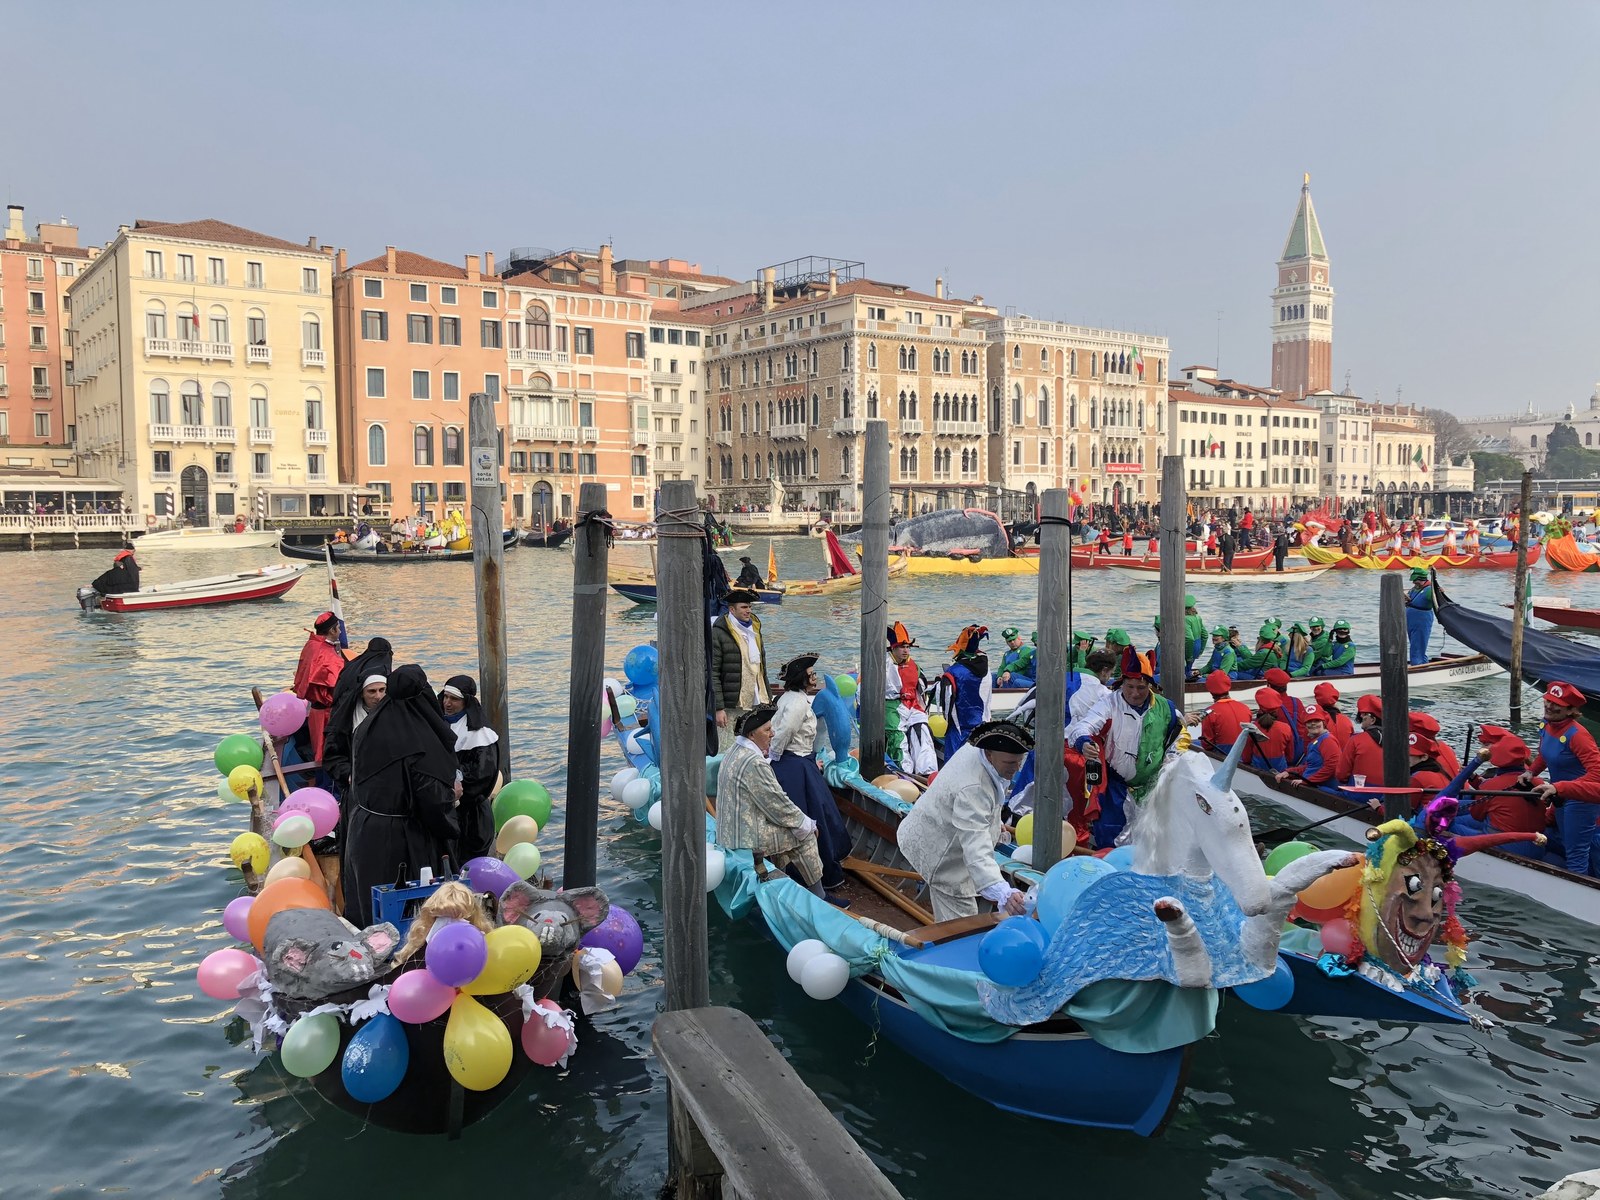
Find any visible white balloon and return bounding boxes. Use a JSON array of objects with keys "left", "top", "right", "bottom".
[
  {"left": 785, "top": 938, "right": 829, "bottom": 984},
  {"left": 610, "top": 768, "right": 641, "bottom": 801},
  {"left": 623, "top": 778, "right": 654, "bottom": 811},
  {"left": 704, "top": 847, "right": 726, "bottom": 892},
  {"left": 1010, "top": 844, "right": 1034, "bottom": 866},
  {"left": 646, "top": 801, "right": 664, "bottom": 830},
  {"left": 799, "top": 952, "right": 851, "bottom": 1000},
  {"left": 602, "top": 677, "right": 624, "bottom": 704},
  {"left": 623, "top": 732, "right": 642, "bottom": 758}
]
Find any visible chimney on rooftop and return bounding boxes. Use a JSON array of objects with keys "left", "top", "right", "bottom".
[
  {"left": 466, "top": 254, "right": 480, "bottom": 282},
  {"left": 336, "top": 248, "right": 348, "bottom": 272},
  {"left": 762, "top": 267, "right": 776, "bottom": 311},
  {"left": 308, "top": 236, "right": 319, "bottom": 251},
  {"left": 385, "top": 246, "right": 397, "bottom": 273},
  {"left": 485, "top": 250, "right": 495, "bottom": 276},
  {"left": 600, "top": 243, "right": 615, "bottom": 295},
  {"left": 4, "top": 205, "right": 23, "bottom": 241},
  {"left": 935, "top": 276, "right": 944, "bottom": 300},
  {"left": 827, "top": 269, "right": 837, "bottom": 298}
]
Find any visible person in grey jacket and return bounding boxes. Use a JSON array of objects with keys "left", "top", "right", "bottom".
[{"left": 710, "top": 588, "right": 773, "bottom": 751}]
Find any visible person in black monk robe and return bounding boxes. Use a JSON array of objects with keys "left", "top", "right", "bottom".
[
  {"left": 439, "top": 674, "right": 502, "bottom": 861},
  {"left": 321, "top": 637, "right": 394, "bottom": 795},
  {"left": 92, "top": 549, "right": 141, "bottom": 595},
  {"left": 342, "top": 664, "right": 460, "bottom": 927}
]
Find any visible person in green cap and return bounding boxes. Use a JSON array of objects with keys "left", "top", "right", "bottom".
[
  {"left": 1406, "top": 567, "right": 1435, "bottom": 664},
  {"left": 995, "top": 626, "right": 1037, "bottom": 686},
  {"left": 1070, "top": 630, "right": 1096, "bottom": 671},
  {"left": 1285, "top": 621, "right": 1318, "bottom": 677},
  {"left": 1315, "top": 618, "right": 1357, "bottom": 675},
  {"left": 1182, "top": 593, "right": 1206, "bottom": 676},
  {"left": 1307, "top": 616, "right": 1331, "bottom": 664},
  {"left": 1199, "top": 625, "right": 1238, "bottom": 678},
  {"left": 1103, "top": 628, "right": 1132, "bottom": 682},
  {"left": 1237, "top": 622, "right": 1287, "bottom": 679}
]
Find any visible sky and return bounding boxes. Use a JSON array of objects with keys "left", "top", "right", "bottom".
[{"left": 7, "top": 1, "right": 1597, "bottom": 417}]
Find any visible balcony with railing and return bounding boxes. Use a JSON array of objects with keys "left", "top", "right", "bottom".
[
  {"left": 247, "top": 345, "right": 272, "bottom": 364},
  {"left": 651, "top": 371, "right": 683, "bottom": 387},
  {"left": 32, "top": 385, "right": 51, "bottom": 400},
  {"left": 832, "top": 416, "right": 867, "bottom": 436},
  {"left": 302, "top": 348, "right": 326, "bottom": 368},
  {"left": 899, "top": 419, "right": 924, "bottom": 435},
  {"left": 144, "top": 337, "right": 234, "bottom": 362},
  {"left": 508, "top": 347, "right": 571, "bottom": 366},
  {"left": 151, "top": 469, "right": 174, "bottom": 482},
  {"left": 933, "top": 419, "right": 986, "bottom": 437},
  {"left": 250, "top": 427, "right": 275, "bottom": 446},
  {"left": 305, "top": 428, "right": 330, "bottom": 447},
  {"left": 307, "top": 470, "right": 328, "bottom": 483},
  {"left": 511, "top": 424, "right": 535, "bottom": 442},
  {"left": 519, "top": 424, "right": 578, "bottom": 443},
  {"left": 715, "top": 429, "right": 734, "bottom": 447},
  {"left": 772, "top": 422, "right": 809, "bottom": 441},
  {"left": 251, "top": 468, "right": 274, "bottom": 481},
  {"left": 579, "top": 426, "right": 599, "bottom": 443},
  {"left": 150, "top": 424, "right": 178, "bottom": 442},
  {"left": 654, "top": 429, "right": 685, "bottom": 445}
]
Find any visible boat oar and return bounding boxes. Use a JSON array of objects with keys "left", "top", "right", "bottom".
[{"left": 1254, "top": 799, "right": 1378, "bottom": 846}]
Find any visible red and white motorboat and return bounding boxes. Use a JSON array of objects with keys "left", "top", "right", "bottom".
[{"left": 78, "top": 564, "right": 307, "bottom": 612}]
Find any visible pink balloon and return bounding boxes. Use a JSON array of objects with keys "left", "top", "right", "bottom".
[
  {"left": 222, "top": 896, "right": 254, "bottom": 942},
  {"left": 259, "top": 691, "right": 310, "bottom": 739},
  {"left": 1320, "top": 917, "right": 1359, "bottom": 958},
  {"left": 388, "top": 968, "right": 456, "bottom": 1024},
  {"left": 197, "top": 948, "right": 262, "bottom": 999},
  {"left": 520, "top": 999, "right": 577, "bottom": 1067},
  {"left": 280, "top": 787, "right": 340, "bottom": 840},
  {"left": 601, "top": 714, "right": 614, "bottom": 737}
]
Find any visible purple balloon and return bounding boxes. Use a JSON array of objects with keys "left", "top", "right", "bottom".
[
  {"left": 425, "top": 922, "right": 488, "bottom": 988},
  {"left": 222, "top": 895, "right": 254, "bottom": 942},
  {"left": 581, "top": 905, "right": 644, "bottom": 975},
  {"left": 259, "top": 691, "right": 310, "bottom": 739},
  {"left": 462, "top": 856, "right": 520, "bottom": 898},
  {"left": 281, "top": 787, "right": 340, "bottom": 839}
]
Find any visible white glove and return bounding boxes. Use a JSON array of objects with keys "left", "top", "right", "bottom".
[
  {"left": 800, "top": 816, "right": 818, "bottom": 836},
  {"left": 978, "top": 880, "right": 1015, "bottom": 904}
]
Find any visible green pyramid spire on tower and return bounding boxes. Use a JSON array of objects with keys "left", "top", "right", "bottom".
[{"left": 1281, "top": 173, "right": 1327, "bottom": 261}]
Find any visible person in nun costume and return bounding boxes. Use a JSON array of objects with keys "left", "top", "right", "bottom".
[
  {"left": 342, "top": 664, "right": 461, "bottom": 927},
  {"left": 320, "top": 637, "right": 394, "bottom": 796},
  {"left": 439, "top": 674, "right": 502, "bottom": 861},
  {"left": 768, "top": 652, "right": 850, "bottom": 892}
]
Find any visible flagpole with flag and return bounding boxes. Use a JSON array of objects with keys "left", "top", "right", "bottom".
[
  {"left": 766, "top": 541, "right": 778, "bottom": 585},
  {"left": 323, "top": 545, "right": 348, "bottom": 650}
]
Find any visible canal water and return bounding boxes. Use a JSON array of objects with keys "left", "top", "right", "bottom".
[{"left": 1, "top": 541, "right": 1595, "bottom": 1199}]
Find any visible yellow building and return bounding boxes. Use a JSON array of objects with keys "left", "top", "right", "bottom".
[{"left": 70, "top": 219, "right": 339, "bottom": 525}]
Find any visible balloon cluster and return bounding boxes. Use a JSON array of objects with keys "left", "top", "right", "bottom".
[
  {"left": 1265, "top": 840, "right": 1364, "bottom": 955},
  {"left": 977, "top": 851, "right": 1133, "bottom": 989},
  {"left": 601, "top": 644, "right": 659, "bottom": 737},
  {"left": 785, "top": 939, "right": 851, "bottom": 1000},
  {"left": 623, "top": 765, "right": 727, "bottom": 892}
]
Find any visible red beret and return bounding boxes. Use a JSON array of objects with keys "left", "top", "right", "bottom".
[
  {"left": 1409, "top": 711, "right": 1441, "bottom": 736},
  {"left": 1313, "top": 682, "right": 1341, "bottom": 706},
  {"left": 1204, "top": 669, "right": 1233, "bottom": 696},
  {"left": 1356, "top": 694, "right": 1383, "bottom": 716},
  {"left": 1264, "top": 668, "right": 1291, "bottom": 688},
  {"left": 1489, "top": 738, "right": 1531, "bottom": 768},
  {"left": 1254, "top": 687, "right": 1284, "bottom": 712}
]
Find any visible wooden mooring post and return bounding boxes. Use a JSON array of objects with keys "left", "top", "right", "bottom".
[
  {"left": 856, "top": 419, "right": 891, "bottom": 780},
  {"left": 468, "top": 391, "right": 511, "bottom": 774},
  {"left": 1378, "top": 573, "right": 1411, "bottom": 820},
  {"left": 1158, "top": 457, "right": 1188, "bottom": 721},
  {"left": 1509, "top": 470, "right": 1533, "bottom": 726},
  {"left": 562, "top": 480, "right": 611, "bottom": 889},
  {"left": 1031, "top": 488, "right": 1070, "bottom": 872}
]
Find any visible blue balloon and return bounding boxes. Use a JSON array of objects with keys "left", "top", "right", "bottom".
[
  {"left": 341, "top": 1013, "right": 409, "bottom": 1103},
  {"left": 1102, "top": 845, "right": 1136, "bottom": 871},
  {"left": 1233, "top": 956, "right": 1296, "bottom": 1012},
  {"left": 977, "top": 917, "right": 1048, "bottom": 987},
  {"left": 623, "top": 644, "right": 658, "bottom": 686},
  {"left": 1035, "top": 856, "right": 1118, "bottom": 934}
]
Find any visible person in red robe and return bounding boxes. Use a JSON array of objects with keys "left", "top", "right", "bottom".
[{"left": 293, "top": 611, "right": 345, "bottom": 760}]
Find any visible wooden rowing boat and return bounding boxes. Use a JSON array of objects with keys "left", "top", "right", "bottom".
[
  {"left": 1530, "top": 596, "right": 1600, "bottom": 630},
  {"left": 1302, "top": 544, "right": 1539, "bottom": 570},
  {"left": 1102, "top": 562, "right": 1333, "bottom": 583},
  {"left": 1071, "top": 546, "right": 1276, "bottom": 570}
]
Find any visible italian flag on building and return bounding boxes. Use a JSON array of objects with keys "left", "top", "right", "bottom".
[
  {"left": 1413, "top": 447, "right": 1428, "bottom": 473},
  {"left": 1209, "top": 439, "right": 1223, "bottom": 455},
  {"left": 1129, "top": 346, "right": 1145, "bottom": 379}
]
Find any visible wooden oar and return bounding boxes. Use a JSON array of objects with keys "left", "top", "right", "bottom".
[{"left": 1255, "top": 802, "right": 1377, "bottom": 846}]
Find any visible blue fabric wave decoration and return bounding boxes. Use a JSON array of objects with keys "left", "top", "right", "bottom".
[
  {"left": 818, "top": 747, "right": 912, "bottom": 814},
  {"left": 811, "top": 675, "right": 855, "bottom": 761}
]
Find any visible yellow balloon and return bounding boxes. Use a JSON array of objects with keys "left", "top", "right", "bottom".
[
  {"left": 571, "top": 951, "right": 624, "bottom": 998},
  {"left": 228, "top": 764, "right": 265, "bottom": 801},
  {"left": 442, "top": 993, "right": 513, "bottom": 1091},
  {"left": 1015, "top": 814, "right": 1034, "bottom": 847},
  {"left": 928, "top": 712, "right": 949, "bottom": 739},
  {"left": 229, "top": 832, "right": 270, "bottom": 875},
  {"left": 264, "top": 857, "right": 311, "bottom": 886},
  {"left": 495, "top": 814, "right": 539, "bottom": 855},
  {"left": 464, "top": 924, "right": 543, "bottom": 995}
]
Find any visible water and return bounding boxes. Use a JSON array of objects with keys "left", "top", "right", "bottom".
[{"left": 2, "top": 542, "right": 1596, "bottom": 1199}]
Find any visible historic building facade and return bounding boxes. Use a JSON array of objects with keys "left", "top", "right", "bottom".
[
  {"left": 1270, "top": 176, "right": 1334, "bottom": 400},
  {"left": 1168, "top": 388, "right": 1323, "bottom": 510}
]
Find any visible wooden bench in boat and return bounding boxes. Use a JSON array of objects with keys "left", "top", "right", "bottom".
[{"left": 653, "top": 1006, "right": 903, "bottom": 1200}]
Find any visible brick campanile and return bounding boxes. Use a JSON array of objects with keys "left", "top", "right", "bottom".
[{"left": 1270, "top": 174, "right": 1334, "bottom": 400}]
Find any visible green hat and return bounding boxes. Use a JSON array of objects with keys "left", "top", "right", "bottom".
[
  {"left": 1289, "top": 621, "right": 1309, "bottom": 635},
  {"left": 1309, "top": 616, "right": 1325, "bottom": 628},
  {"left": 1211, "top": 625, "right": 1229, "bottom": 638},
  {"left": 1002, "top": 626, "right": 1021, "bottom": 640},
  {"left": 1105, "top": 628, "right": 1131, "bottom": 648},
  {"left": 1263, "top": 617, "right": 1283, "bottom": 632},
  {"left": 1333, "top": 619, "right": 1351, "bottom": 632},
  {"left": 1258, "top": 623, "right": 1278, "bottom": 641},
  {"left": 1031, "top": 632, "right": 1038, "bottom": 645},
  {"left": 1073, "top": 630, "right": 1094, "bottom": 645},
  {"left": 1152, "top": 614, "right": 1161, "bottom": 629},
  {"left": 1410, "top": 567, "right": 1430, "bottom": 581},
  {"left": 1184, "top": 593, "right": 1197, "bottom": 608}
]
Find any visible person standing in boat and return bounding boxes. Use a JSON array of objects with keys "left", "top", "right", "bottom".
[
  {"left": 734, "top": 555, "right": 763, "bottom": 590},
  {"left": 1404, "top": 567, "right": 1436, "bottom": 665},
  {"left": 768, "top": 653, "right": 849, "bottom": 892},
  {"left": 342, "top": 664, "right": 461, "bottom": 927},
  {"left": 885, "top": 623, "right": 938, "bottom": 776},
  {"left": 92, "top": 548, "right": 141, "bottom": 595},
  {"left": 293, "top": 611, "right": 346, "bottom": 761},
  {"left": 710, "top": 588, "right": 772, "bottom": 753},
  {"left": 897, "top": 720, "right": 1034, "bottom": 922},
  {"left": 716, "top": 703, "right": 826, "bottom": 896},
  {"left": 936, "top": 625, "right": 992, "bottom": 759},
  {"left": 1518, "top": 681, "right": 1600, "bottom": 876},
  {"left": 439, "top": 675, "right": 502, "bottom": 862},
  {"left": 321, "top": 637, "right": 394, "bottom": 794}
]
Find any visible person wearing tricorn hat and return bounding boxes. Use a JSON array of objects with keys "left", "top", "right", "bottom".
[
  {"left": 710, "top": 587, "right": 773, "bottom": 752},
  {"left": 292, "top": 610, "right": 346, "bottom": 760},
  {"left": 886, "top": 622, "right": 937, "bottom": 775},
  {"left": 1518, "top": 680, "right": 1600, "bottom": 875},
  {"left": 769, "top": 652, "right": 849, "bottom": 890},
  {"left": 734, "top": 555, "right": 763, "bottom": 590},
  {"left": 714, "top": 703, "right": 826, "bottom": 895},
  {"left": 896, "top": 720, "right": 1034, "bottom": 922}
]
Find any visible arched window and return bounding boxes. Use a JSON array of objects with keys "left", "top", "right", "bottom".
[
  {"left": 209, "top": 304, "right": 230, "bottom": 345},
  {"left": 898, "top": 391, "right": 907, "bottom": 419},
  {"left": 811, "top": 447, "right": 819, "bottom": 475},
  {"left": 867, "top": 389, "right": 879, "bottom": 418},
  {"left": 909, "top": 447, "right": 918, "bottom": 474},
  {"left": 1012, "top": 344, "right": 1021, "bottom": 364},
  {"left": 1091, "top": 443, "right": 1099, "bottom": 468},
  {"left": 767, "top": 401, "right": 774, "bottom": 428},
  {"left": 740, "top": 403, "right": 748, "bottom": 433},
  {"left": 368, "top": 424, "right": 387, "bottom": 465},
  {"left": 868, "top": 343, "right": 877, "bottom": 369},
  {"left": 145, "top": 300, "right": 167, "bottom": 340},
  {"left": 766, "top": 452, "right": 773, "bottom": 477},
  {"left": 899, "top": 447, "right": 909, "bottom": 474},
  {"left": 414, "top": 425, "right": 434, "bottom": 466},
  {"left": 211, "top": 383, "right": 232, "bottom": 429},
  {"left": 1040, "top": 347, "right": 1048, "bottom": 368},
  {"left": 1069, "top": 442, "right": 1077, "bottom": 468},
  {"left": 1012, "top": 383, "right": 1023, "bottom": 427},
  {"left": 443, "top": 425, "right": 464, "bottom": 466},
  {"left": 525, "top": 306, "right": 550, "bottom": 350},
  {"left": 741, "top": 454, "right": 749, "bottom": 480},
  {"left": 907, "top": 346, "right": 917, "bottom": 371},
  {"left": 149, "top": 379, "right": 171, "bottom": 425},
  {"left": 304, "top": 385, "right": 324, "bottom": 431},
  {"left": 177, "top": 303, "right": 199, "bottom": 341},
  {"left": 909, "top": 390, "right": 918, "bottom": 419},
  {"left": 1069, "top": 398, "right": 1077, "bottom": 426},
  {"left": 842, "top": 445, "right": 853, "bottom": 477},
  {"left": 249, "top": 385, "right": 269, "bottom": 430},
  {"left": 812, "top": 394, "right": 820, "bottom": 425},
  {"left": 180, "top": 381, "right": 203, "bottom": 427},
  {"left": 841, "top": 388, "right": 852, "bottom": 418},
  {"left": 1040, "top": 385, "right": 1050, "bottom": 426},
  {"left": 1090, "top": 399, "right": 1098, "bottom": 428}
]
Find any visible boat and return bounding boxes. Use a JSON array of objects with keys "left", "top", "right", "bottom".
[
  {"left": 280, "top": 530, "right": 518, "bottom": 563},
  {"left": 1102, "top": 562, "right": 1334, "bottom": 584},
  {"left": 135, "top": 525, "right": 282, "bottom": 551},
  {"left": 1529, "top": 596, "right": 1600, "bottom": 630},
  {"left": 1544, "top": 533, "right": 1600, "bottom": 573},
  {"left": 900, "top": 551, "right": 1039, "bottom": 576},
  {"left": 77, "top": 564, "right": 308, "bottom": 612},
  {"left": 1302, "top": 544, "right": 1539, "bottom": 570},
  {"left": 521, "top": 527, "right": 573, "bottom": 549},
  {"left": 1071, "top": 546, "right": 1276, "bottom": 570},
  {"left": 989, "top": 652, "right": 1503, "bottom": 716},
  {"left": 608, "top": 573, "right": 784, "bottom": 607}
]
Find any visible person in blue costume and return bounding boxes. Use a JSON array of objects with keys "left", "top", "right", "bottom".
[
  {"left": 994, "top": 626, "right": 1037, "bottom": 688},
  {"left": 937, "top": 625, "right": 993, "bottom": 759},
  {"left": 1404, "top": 567, "right": 1436, "bottom": 666},
  {"left": 1316, "top": 618, "right": 1357, "bottom": 675},
  {"left": 1518, "top": 680, "right": 1600, "bottom": 876}
]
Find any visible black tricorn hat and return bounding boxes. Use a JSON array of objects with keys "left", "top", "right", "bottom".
[
  {"left": 968, "top": 720, "right": 1034, "bottom": 754},
  {"left": 737, "top": 702, "right": 778, "bottom": 737},
  {"left": 723, "top": 587, "right": 759, "bottom": 605},
  {"left": 780, "top": 652, "right": 820, "bottom": 690}
]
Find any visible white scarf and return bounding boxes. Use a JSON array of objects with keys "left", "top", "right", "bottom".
[
  {"left": 449, "top": 712, "right": 499, "bottom": 751},
  {"left": 729, "top": 614, "right": 761, "bottom": 667}
]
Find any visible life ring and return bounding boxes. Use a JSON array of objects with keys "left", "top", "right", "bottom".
[{"left": 145, "top": 515, "right": 157, "bottom": 528}]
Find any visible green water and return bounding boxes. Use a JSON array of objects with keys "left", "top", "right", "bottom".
[{"left": 2, "top": 541, "right": 1596, "bottom": 1198}]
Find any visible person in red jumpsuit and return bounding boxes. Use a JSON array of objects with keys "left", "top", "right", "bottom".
[
  {"left": 1276, "top": 704, "right": 1340, "bottom": 792},
  {"left": 1198, "top": 670, "right": 1251, "bottom": 753},
  {"left": 1337, "top": 693, "right": 1387, "bottom": 789},
  {"left": 1312, "top": 681, "right": 1354, "bottom": 751},
  {"left": 1519, "top": 681, "right": 1600, "bottom": 876},
  {"left": 1263, "top": 667, "right": 1308, "bottom": 761},
  {"left": 1456, "top": 736, "right": 1553, "bottom": 857},
  {"left": 293, "top": 611, "right": 345, "bottom": 760},
  {"left": 1409, "top": 711, "right": 1460, "bottom": 776},
  {"left": 1244, "top": 687, "right": 1295, "bottom": 771}
]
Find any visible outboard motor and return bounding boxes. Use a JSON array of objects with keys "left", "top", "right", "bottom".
[{"left": 76, "top": 586, "right": 103, "bottom": 611}]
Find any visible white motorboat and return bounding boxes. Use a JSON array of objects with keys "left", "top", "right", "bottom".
[
  {"left": 135, "top": 526, "right": 282, "bottom": 551},
  {"left": 77, "top": 564, "right": 307, "bottom": 612}
]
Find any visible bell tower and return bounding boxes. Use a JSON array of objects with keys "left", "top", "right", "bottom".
[{"left": 1270, "top": 174, "right": 1333, "bottom": 399}]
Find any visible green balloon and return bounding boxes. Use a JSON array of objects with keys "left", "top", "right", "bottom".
[
  {"left": 217, "top": 778, "right": 238, "bottom": 805},
  {"left": 834, "top": 674, "right": 858, "bottom": 698},
  {"left": 1262, "top": 840, "right": 1317, "bottom": 876},
  {"left": 492, "top": 780, "right": 553, "bottom": 833},
  {"left": 280, "top": 1012, "right": 341, "bottom": 1079},
  {"left": 214, "top": 733, "right": 264, "bottom": 777}
]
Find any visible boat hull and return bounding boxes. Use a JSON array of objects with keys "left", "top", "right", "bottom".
[
  {"left": 1531, "top": 599, "right": 1600, "bottom": 630},
  {"left": 522, "top": 528, "right": 573, "bottom": 549},
  {"left": 1238, "top": 950, "right": 1469, "bottom": 1024},
  {"left": 1102, "top": 563, "right": 1333, "bottom": 583},
  {"left": 901, "top": 553, "right": 1039, "bottom": 575},
  {"left": 611, "top": 580, "right": 783, "bottom": 606},
  {"left": 1072, "top": 547, "right": 1275, "bottom": 570},
  {"left": 1303, "top": 545, "right": 1538, "bottom": 570},
  {"left": 280, "top": 533, "right": 515, "bottom": 562},
  {"left": 135, "top": 528, "right": 282, "bottom": 550},
  {"left": 93, "top": 566, "right": 307, "bottom": 611}
]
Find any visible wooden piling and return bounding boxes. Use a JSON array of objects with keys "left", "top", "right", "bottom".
[
  {"left": 562, "top": 480, "right": 611, "bottom": 889},
  {"left": 1030, "top": 489, "right": 1070, "bottom": 871},
  {"left": 467, "top": 391, "right": 510, "bottom": 773},
  {"left": 857, "top": 420, "right": 891, "bottom": 780},
  {"left": 1158, "top": 458, "right": 1187, "bottom": 720},
  {"left": 1378, "top": 573, "right": 1410, "bottom": 819},
  {"left": 1509, "top": 470, "right": 1533, "bottom": 725},
  {"left": 657, "top": 479, "right": 709, "bottom": 1012}
]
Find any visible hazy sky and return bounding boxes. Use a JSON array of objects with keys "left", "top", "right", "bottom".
[{"left": 7, "top": 2, "right": 1596, "bottom": 416}]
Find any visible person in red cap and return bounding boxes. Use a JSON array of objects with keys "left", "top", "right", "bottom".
[
  {"left": 1408, "top": 711, "right": 1460, "bottom": 776},
  {"left": 1451, "top": 736, "right": 1552, "bottom": 856},
  {"left": 1276, "top": 704, "right": 1340, "bottom": 791},
  {"left": 1312, "top": 682, "right": 1354, "bottom": 751},
  {"left": 1406, "top": 731, "right": 1452, "bottom": 812},
  {"left": 293, "top": 610, "right": 345, "bottom": 760},
  {"left": 1263, "top": 667, "right": 1308, "bottom": 761},
  {"left": 1519, "top": 681, "right": 1600, "bottom": 875},
  {"left": 1199, "top": 670, "right": 1251, "bottom": 754},
  {"left": 1338, "top": 693, "right": 1388, "bottom": 792},
  {"left": 1244, "top": 687, "right": 1294, "bottom": 772}
]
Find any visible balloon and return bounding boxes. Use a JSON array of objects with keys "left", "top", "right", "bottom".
[
  {"left": 214, "top": 733, "right": 264, "bottom": 776},
  {"left": 247, "top": 876, "right": 332, "bottom": 951},
  {"left": 228, "top": 764, "right": 265, "bottom": 802},
  {"left": 258, "top": 691, "right": 310, "bottom": 739},
  {"left": 610, "top": 768, "right": 640, "bottom": 800},
  {"left": 1015, "top": 814, "right": 1035, "bottom": 846},
  {"left": 387, "top": 967, "right": 456, "bottom": 1024},
  {"left": 222, "top": 895, "right": 254, "bottom": 941},
  {"left": 622, "top": 779, "right": 654, "bottom": 811},
  {"left": 503, "top": 841, "right": 542, "bottom": 880},
  {"left": 582, "top": 907, "right": 644, "bottom": 974},
  {"left": 495, "top": 815, "right": 540, "bottom": 855},
  {"left": 1035, "top": 856, "right": 1118, "bottom": 934},
  {"left": 623, "top": 731, "right": 642, "bottom": 759},
  {"left": 623, "top": 644, "right": 659, "bottom": 686},
  {"left": 280, "top": 1012, "right": 342, "bottom": 1078},
  {"left": 217, "top": 778, "right": 240, "bottom": 805},
  {"left": 1290, "top": 899, "right": 1347, "bottom": 924},
  {"left": 492, "top": 780, "right": 553, "bottom": 833},
  {"left": 272, "top": 812, "right": 316, "bottom": 850},
  {"left": 977, "top": 918, "right": 1048, "bottom": 987},
  {"left": 280, "top": 787, "right": 339, "bottom": 839},
  {"left": 464, "top": 924, "right": 543, "bottom": 995},
  {"left": 1010, "top": 844, "right": 1034, "bottom": 866},
  {"left": 1320, "top": 917, "right": 1360, "bottom": 958},
  {"left": 197, "top": 947, "right": 261, "bottom": 999},
  {"left": 1233, "top": 957, "right": 1296, "bottom": 1012},
  {"left": 646, "top": 801, "right": 663, "bottom": 831},
  {"left": 705, "top": 847, "right": 727, "bottom": 893},
  {"left": 786, "top": 939, "right": 829, "bottom": 984},
  {"left": 426, "top": 922, "right": 489, "bottom": 988},
  {"left": 833, "top": 674, "right": 857, "bottom": 698},
  {"left": 521, "top": 998, "right": 577, "bottom": 1067},
  {"left": 1263, "top": 840, "right": 1318, "bottom": 876},
  {"left": 799, "top": 951, "right": 851, "bottom": 999},
  {"left": 615, "top": 693, "right": 638, "bottom": 719},
  {"left": 601, "top": 677, "right": 625, "bottom": 705},
  {"left": 1298, "top": 865, "right": 1361, "bottom": 910},
  {"left": 463, "top": 856, "right": 520, "bottom": 898},
  {"left": 570, "top": 951, "right": 625, "bottom": 998},
  {"left": 341, "top": 1012, "right": 410, "bottom": 1103},
  {"left": 264, "top": 856, "right": 311, "bottom": 886},
  {"left": 1103, "top": 845, "right": 1136, "bottom": 871},
  {"left": 601, "top": 714, "right": 614, "bottom": 737},
  {"left": 229, "top": 832, "right": 270, "bottom": 877},
  {"left": 928, "top": 712, "right": 948, "bottom": 738}
]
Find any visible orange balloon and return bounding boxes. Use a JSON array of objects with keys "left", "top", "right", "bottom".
[
  {"left": 247, "top": 876, "right": 333, "bottom": 951},
  {"left": 1296, "top": 865, "right": 1361, "bottom": 911}
]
